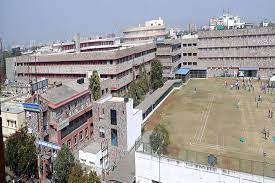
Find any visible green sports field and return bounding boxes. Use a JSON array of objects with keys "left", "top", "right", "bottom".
[{"left": 145, "top": 78, "right": 275, "bottom": 177}]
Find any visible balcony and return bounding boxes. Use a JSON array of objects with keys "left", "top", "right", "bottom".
[{"left": 50, "top": 102, "right": 93, "bottom": 131}]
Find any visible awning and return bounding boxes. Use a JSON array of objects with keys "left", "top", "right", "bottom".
[
  {"left": 239, "top": 67, "right": 259, "bottom": 71},
  {"left": 176, "top": 68, "right": 190, "bottom": 75}
]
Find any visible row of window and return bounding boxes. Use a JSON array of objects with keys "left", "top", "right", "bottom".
[
  {"left": 61, "top": 109, "right": 93, "bottom": 139},
  {"left": 18, "top": 73, "right": 86, "bottom": 78},
  {"left": 199, "top": 34, "right": 275, "bottom": 40},
  {"left": 183, "top": 62, "right": 197, "bottom": 66},
  {"left": 7, "top": 120, "right": 17, "bottom": 128},
  {"left": 182, "top": 43, "right": 197, "bottom": 47},
  {"left": 183, "top": 53, "right": 197, "bottom": 56},
  {"left": 79, "top": 41, "right": 114, "bottom": 48},
  {"left": 199, "top": 45, "right": 275, "bottom": 50},
  {"left": 67, "top": 126, "right": 90, "bottom": 148},
  {"left": 16, "top": 48, "right": 156, "bottom": 66},
  {"left": 198, "top": 57, "right": 275, "bottom": 60}
]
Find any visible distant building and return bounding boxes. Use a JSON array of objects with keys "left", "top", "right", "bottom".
[
  {"left": 209, "top": 13, "right": 245, "bottom": 30},
  {"left": 52, "top": 36, "right": 121, "bottom": 53},
  {"left": 122, "top": 17, "right": 167, "bottom": 45},
  {"left": 1, "top": 103, "right": 25, "bottom": 141},
  {"left": 197, "top": 27, "right": 275, "bottom": 77},
  {"left": 156, "top": 34, "right": 199, "bottom": 79},
  {"left": 8, "top": 43, "right": 156, "bottom": 96}
]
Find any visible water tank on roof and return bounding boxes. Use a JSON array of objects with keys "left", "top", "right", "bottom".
[{"left": 124, "top": 97, "right": 129, "bottom": 103}]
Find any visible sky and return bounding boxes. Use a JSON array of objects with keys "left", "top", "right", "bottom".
[{"left": 1, "top": 0, "right": 275, "bottom": 47}]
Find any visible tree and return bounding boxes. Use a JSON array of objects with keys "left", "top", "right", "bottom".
[
  {"left": 5, "top": 127, "right": 37, "bottom": 177},
  {"left": 54, "top": 144, "right": 75, "bottom": 183},
  {"left": 85, "top": 170, "right": 101, "bottom": 183},
  {"left": 68, "top": 163, "right": 83, "bottom": 183},
  {"left": 149, "top": 124, "right": 170, "bottom": 155},
  {"left": 89, "top": 70, "right": 101, "bottom": 101},
  {"left": 127, "top": 65, "right": 150, "bottom": 106},
  {"left": 150, "top": 60, "right": 164, "bottom": 91},
  {"left": 137, "top": 66, "right": 149, "bottom": 94}
]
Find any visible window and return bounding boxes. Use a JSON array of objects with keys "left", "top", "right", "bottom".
[
  {"left": 102, "top": 90, "right": 104, "bottom": 95},
  {"left": 79, "top": 131, "right": 83, "bottom": 141},
  {"left": 193, "top": 53, "right": 197, "bottom": 56},
  {"left": 182, "top": 44, "right": 187, "bottom": 47},
  {"left": 85, "top": 128, "right": 89, "bottom": 137},
  {"left": 188, "top": 44, "right": 192, "bottom": 47},
  {"left": 99, "top": 127, "right": 105, "bottom": 138},
  {"left": 188, "top": 53, "right": 192, "bottom": 56},
  {"left": 193, "top": 43, "right": 197, "bottom": 46},
  {"left": 111, "top": 129, "right": 118, "bottom": 146},
  {"left": 183, "top": 62, "right": 187, "bottom": 65},
  {"left": 67, "top": 140, "right": 71, "bottom": 148},
  {"left": 188, "top": 62, "right": 192, "bottom": 65},
  {"left": 193, "top": 62, "right": 198, "bottom": 65},
  {"left": 111, "top": 109, "right": 117, "bottom": 125},
  {"left": 105, "top": 88, "right": 108, "bottom": 94},
  {"left": 7, "top": 120, "right": 16, "bottom": 128},
  {"left": 74, "top": 135, "right": 77, "bottom": 145},
  {"left": 102, "top": 108, "right": 105, "bottom": 115}
]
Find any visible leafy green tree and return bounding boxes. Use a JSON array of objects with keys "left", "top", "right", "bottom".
[
  {"left": 149, "top": 124, "right": 170, "bottom": 155},
  {"left": 54, "top": 144, "right": 75, "bottom": 183},
  {"left": 137, "top": 66, "right": 150, "bottom": 94},
  {"left": 127, "top": 81, "right": 144, "bottom": 107},
  {"left": 150, "top": 60, "right": 164, "bottom": 91},
  {"left": 86, "top": 170, "right": 101, "bottom": 183},
  {"left": 68, "top": 163, "right": 83, "bottom": 183},
  {"left": 89, "top": 70, "right": 101, "bottom": 101},
  {"left": 5, "top": 127, "right": 37, "bottom": 177},
  {"left": 127, "top": 65, "right": 150, "bottom": 106}
]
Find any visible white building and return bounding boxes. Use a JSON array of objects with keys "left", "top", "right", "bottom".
[
  {"left": 79, "top": 143, "right": 106, "bottom": 176},
  {"left": 209, "top": 13, "right": 245, "bottom": 30},
  {"left": 1, "top": 103, "right": 25, "bottom": 141},
  {"left": 122, "top": 17, "right": 167, "bottom": 45},
  {"left": 135, "top": 149, "right": 275, "bottom": 183}
]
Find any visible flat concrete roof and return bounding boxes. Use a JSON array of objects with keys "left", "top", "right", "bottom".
[
  {"left": 1, "top": 103, "right": 24, "bottom": 114},
  {"left": 81, "top": 142, "right": 101, "bottom": 154},
  {"left": 40, "top": 80, "right": 89, "bottom": 108},
  {"left": 16, "top": 43, "right": 156, "bottom": 63}
]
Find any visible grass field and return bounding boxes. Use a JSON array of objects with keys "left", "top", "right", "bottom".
[{"left": 145, "top": 78, "right": 275, "bottom": 177}]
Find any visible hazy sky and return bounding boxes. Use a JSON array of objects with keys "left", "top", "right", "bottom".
[{"left": 1, "top": 0, "right": 275, "bottom": 46}]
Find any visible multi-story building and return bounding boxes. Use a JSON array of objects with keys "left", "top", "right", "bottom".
[
  {"left": 1, "top": 103, "right": 25, "bottom": 141},
  {"left": 156, "top": 39, "right": 182, "bottom": 79},
  {"left": 209, "top": 13, "right": 245, "bottom": 30},
  {"left": 197, "top": 27, "right": 275, "bottom": 77},
  {"left": 156, "top": 35, "right": 199, "bottom": 79},
  {"left": 7, "top": 43, "right": 156, "bottom": 95},
  {"left": 52, "top": 36, "right": 121, "bottom": 53},
  {"left": 122, "top": 18, "right": 167, "bottom": 45},
  {"left": 25, "top": 78, "right": 112, "bottom": 150},
  {"left": 92, "top": 95, "right": 142, "bottom": 167}
]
